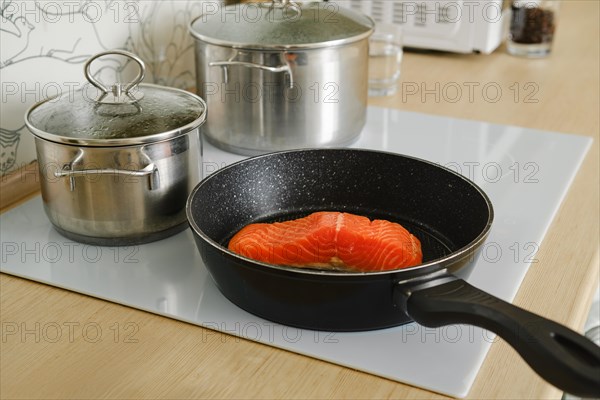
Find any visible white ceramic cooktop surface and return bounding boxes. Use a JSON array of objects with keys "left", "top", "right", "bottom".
[{"left": 0, "top": 107, "right": 592, "bottom": 398}]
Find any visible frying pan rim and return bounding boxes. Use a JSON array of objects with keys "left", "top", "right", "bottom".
[{"left": 186, "top": 148, "right": 495, "bottom": 277}]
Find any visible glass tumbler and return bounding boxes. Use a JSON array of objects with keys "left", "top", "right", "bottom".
[{"left": 368, "top": 24, "right": 403, "bottom": 96}]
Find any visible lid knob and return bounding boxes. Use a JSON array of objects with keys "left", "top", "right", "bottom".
[
  {"left": 84, "top": 50, "right": 146, "bottom": 104},
  {"left": 268, "top": 0, "right": 301, "bottom": 17}
]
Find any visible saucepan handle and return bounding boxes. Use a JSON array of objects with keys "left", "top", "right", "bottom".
[
  {"left": 209, "top": 51, "right": 294, "bottom": 88},
  {"left": 54, "top": 148, "right": 160, "bottom": 191},
  {"left": 397, "top": 278, "right": 600, "bottom": 398}
]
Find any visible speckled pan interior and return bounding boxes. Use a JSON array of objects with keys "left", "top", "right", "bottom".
[{"left": 190, "top": 148, "right": 491, "bottom": 262}]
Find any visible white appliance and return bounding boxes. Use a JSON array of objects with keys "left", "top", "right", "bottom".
[{"left": 333, "top": 0, "right": 509, "bottom": 54}]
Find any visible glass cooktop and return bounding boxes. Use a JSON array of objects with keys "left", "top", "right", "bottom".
[{"left": 1, "top": 107, "right": 592, "bottom": 397}]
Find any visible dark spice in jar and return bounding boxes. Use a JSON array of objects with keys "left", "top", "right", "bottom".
[{"left": 510, "top": 4, "right": 556, "bottom": 44}]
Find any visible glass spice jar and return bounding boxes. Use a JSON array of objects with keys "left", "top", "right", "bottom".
[{"left": 507, "top": 0, "right": 560, "bottom": 57}]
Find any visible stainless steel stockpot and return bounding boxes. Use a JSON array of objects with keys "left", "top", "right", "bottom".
[
  {"left": 190, "top": 0, "right": 374, "bottom": 155},
  {"left": 25, "top": 50, "right": 207, "bottom": 245}
]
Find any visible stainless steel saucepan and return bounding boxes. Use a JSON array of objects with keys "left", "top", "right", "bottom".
[
  {"left": 26, "top": 50, "right": 207, "bottom": 245},
  {"left": 190, "top": 0, "right": 374, "bottom": 155}
]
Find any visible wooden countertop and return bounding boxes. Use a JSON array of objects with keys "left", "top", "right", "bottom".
[{"left": 1, "top": 2, "right": 598, "bottom": 398}]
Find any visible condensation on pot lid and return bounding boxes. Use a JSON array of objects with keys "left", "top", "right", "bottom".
[
  {"left": 25, "top": 51, "right": 207, "bottom": 147},
  {"left": 189, "top": 1, "right": 374, "bottom": 49},
  {"left": 27, "top": 85, "right": 206, "bottom": 145}
]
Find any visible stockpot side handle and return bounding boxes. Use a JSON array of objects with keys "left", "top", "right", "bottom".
[
  {"left": 397, "top": 278, "right": 600, "bottom": 398},
  {"left": 55, "top": 157, "right": 159, "bottom": 192},
  {"left": 209, "top": 59, "right": 294, "bottom": 88}
]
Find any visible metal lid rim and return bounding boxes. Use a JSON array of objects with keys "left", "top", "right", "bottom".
[
  {"left": 189, "top": 28, "right": 374, "bottom": 50},
  {"left": 25, "top": 83, "right": 207, "bottom": 147}
]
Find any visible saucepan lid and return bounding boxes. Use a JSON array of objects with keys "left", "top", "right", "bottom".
[
  {"left": 189, "top": 0, "right": 374, "bottom": 50},
  {"left": 25, "top": 50, "right": 207, "bottom": 147}
]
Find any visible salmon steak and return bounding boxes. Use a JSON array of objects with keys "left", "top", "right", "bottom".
[{"left": 228, "top": 211, "right": 423, "bottom": 271}]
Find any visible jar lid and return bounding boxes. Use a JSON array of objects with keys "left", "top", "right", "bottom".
[
  {"left": 25, "top": 51, "right": 207, "bottom": 147},
  {"left": 189, "top": 0, "right": 374, "bottom": 50}
]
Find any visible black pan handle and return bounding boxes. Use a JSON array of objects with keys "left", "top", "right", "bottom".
[{"left": 399, "top": 278, "right": 600, "bottom": 398}]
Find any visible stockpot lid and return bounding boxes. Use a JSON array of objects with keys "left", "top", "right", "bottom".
[
  {"left": 189, "top": 0, "right": 374, "bottom": 50},
  {"left": 25, "top": 50, "right": 207, "bottom": 147}
]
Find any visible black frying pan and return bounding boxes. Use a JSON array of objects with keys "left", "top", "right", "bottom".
[{"left": 186, "top": 149, "right": 600, "bottom": 398}]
